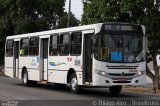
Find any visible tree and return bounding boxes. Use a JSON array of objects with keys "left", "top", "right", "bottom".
[
  {"left": 58, "top": 12, "right": 80, "bottom": 28},
  {"left": 0, "top": 0, "right": 65, "bottom": 65},
  {"left": 0, "top": 0, "right": 80, "bottom": 65},
  {"left": 82, "top": 0, "right": 160, "bottom": 93},
  {"left": 0, "top": 0, "right": 65, "bottom": 33}
]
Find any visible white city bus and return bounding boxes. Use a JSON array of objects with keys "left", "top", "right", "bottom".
[{"left": 5, "top": 23, "right": 146, "bottom": 94}]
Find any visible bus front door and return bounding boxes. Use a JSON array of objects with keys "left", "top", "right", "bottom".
[
  {"left": 40, "top": 38, "right": 48, "bottom": 81},
  {"left": 83, "top": 34, "right": 93, "bottom": 84},
  {"left": 13, "top": 41, "right": 19, "bottom": 78}
]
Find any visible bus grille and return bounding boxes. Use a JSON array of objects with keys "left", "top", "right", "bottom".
[
  {"left": 106, "top": 65, "right": 138, "bottom": 69},
  {"left": 108, "top": 73, "right": 136, "bottom": 77},
  {"left": 113, "top": 81, "right": 131, "bottom": 83}
]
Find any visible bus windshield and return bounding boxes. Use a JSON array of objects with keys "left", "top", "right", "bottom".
[{"left": 95, "top": 34, "right": 145, "bottom": 63}]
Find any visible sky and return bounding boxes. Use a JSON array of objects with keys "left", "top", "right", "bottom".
[{"left": 65, "top": 0, "right": 83, "bottom": 20}]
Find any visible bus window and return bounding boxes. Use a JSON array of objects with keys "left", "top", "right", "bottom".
[
  {"left": 95, "top": 34, "right": 144, "bottom": 63},
  {"left": 29, "top": 37, "right": 39, "bottom": 56},
  {"left": 6, "top": 40, "right": 14, "bottom": 57},
  {"left": 20, "top": 38, "right": 29, "bottom": 56},
  {"left": 70, "top": 32, "right": 82, "bottom": 55},
  {"left": 59, "top": 33, "right": 70, "bottom": 56},
  {"left": 50, "top": 35, "right": 59, "bottom": 56}
]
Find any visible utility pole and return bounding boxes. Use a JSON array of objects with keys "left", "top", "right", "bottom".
[{"left": 67, "top": 0, "right": 71, "bottom": 28}]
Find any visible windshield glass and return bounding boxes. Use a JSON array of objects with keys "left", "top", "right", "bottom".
[{"left": 95, "top": 34, "right": 145, "bottom": 63}]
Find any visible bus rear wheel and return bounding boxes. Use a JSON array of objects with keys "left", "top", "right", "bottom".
[
  {"left": 70, "top": 73, "right": 82, "bottom": 94},
  {"left": 22, "top": 71, "right": 36, "bottom": 86},
  {"left": 109, "top": 86, "right": 122, "bottom": 95}
]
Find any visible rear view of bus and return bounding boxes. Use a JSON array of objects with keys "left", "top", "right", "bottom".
[{"left": 92, "top": 23, "right": 146, "bottom": 94}]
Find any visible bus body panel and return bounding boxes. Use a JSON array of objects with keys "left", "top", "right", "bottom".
[
  {"left": 27, "top": 56, "right": 40, "bottom": 81},
  {"left": 92, "top": 59, "right": 146, "bottom": 86},
  {"left": 48, "top": 55, "right": 83, "bottom": 84},
  {"left": 19, "top": 57, "right": 29, "bottom": 69},
  {"left": 19, "top": 57, "right": 29, "bottom": 79},
  {"left": 75, "top": 71, "right": 83, "bottom": 85},
  {"left": 28, "top": 56, "right": 39, "bottom": 70},
  {"left": 48, "top": 70, "right": 65, "bottom": 83},
  {"left": 18, "top": 69, "right": 22, "bottom": 79},
  {"left": 28, "top": 69, "right": 40, "bottom": 81},
  {"left": 5, "top": 57, "right": 14, "bottom": 78}
]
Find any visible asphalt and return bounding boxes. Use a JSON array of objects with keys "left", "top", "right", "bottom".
[{"left": 0, "top": 76, "right": 160, "bottom": 106}]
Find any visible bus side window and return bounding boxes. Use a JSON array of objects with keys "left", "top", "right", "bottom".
[
  {"left": 70, "top": 32, "right": 82, "bottom": 55},
  {"left": 29, "top": 37, "right": 39, "bottom": 56},
  {"left": 6, "top": 40, "right": 14, "bottom": 57},
  {"left": 50, "top": 35, "right": 58, "bottom": 56},
  {"left": 20, "top": 38, "right": 29, "bottom": 56},
  {"left": 59, "top": 33, "right": 70, "bottom": 56}
]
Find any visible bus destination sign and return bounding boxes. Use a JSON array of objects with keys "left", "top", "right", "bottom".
[
  {"left": 105, "top": 25, "right": 133, "bottom": 31},
  {"left": 101, "top": 24, "right": 142, "bottom": 33}
]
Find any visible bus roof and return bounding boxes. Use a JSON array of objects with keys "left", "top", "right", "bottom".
[
  {"left": 6, "top": 23, "right": 103, "bottom": 40},
  {"left": 6, "top": 22, "right": 143, "bottom": 40}
]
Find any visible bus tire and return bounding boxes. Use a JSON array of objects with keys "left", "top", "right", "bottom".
[
  {"left": 109, "top": 86, "right": 122, "bottom": 95},
  {"left": 22, "top": 71, "right": 34, "bottom": 86},
  {"left": 69, "top": 73, "right": 82, "bottom": 94}
]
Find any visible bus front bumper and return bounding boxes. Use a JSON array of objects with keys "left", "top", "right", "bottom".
[{"left": 93, "top": 74, "right": 146, "bottom": 87}]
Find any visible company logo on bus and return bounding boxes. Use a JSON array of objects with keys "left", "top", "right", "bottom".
[
  {"left": 121, "top": 72, "right": 125, "bottom": 76},
  {"left": 49, "top": 62, "right": 66, "bottom": 67}
]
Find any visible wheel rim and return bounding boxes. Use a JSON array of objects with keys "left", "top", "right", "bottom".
[
  {"left": 23, "top": 73, "right": 27, "bottom": 84},
  {"left": 71, "top": 76, "right": 78, "bottom": 91}
]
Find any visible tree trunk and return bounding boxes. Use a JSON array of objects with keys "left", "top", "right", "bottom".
[
  {"left": 153, "top": 79, "right": 159, "bottom": 93},
  {"left": 146, "top": 64, "right": 158, "bottom": 93},
  {"left": 146, "top": 64, "right": 154, "bottom": 81}
]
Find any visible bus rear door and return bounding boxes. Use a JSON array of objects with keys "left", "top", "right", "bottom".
[
  {"left": 13, "top": 40, "right": 20, "bottom": 78},
  {"left": 40, "top": 36, "right": 49, "bottom": 81}
]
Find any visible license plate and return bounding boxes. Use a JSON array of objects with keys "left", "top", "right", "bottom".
[{"left": 118, "top": 78, "right": 127, "bottom": 81}]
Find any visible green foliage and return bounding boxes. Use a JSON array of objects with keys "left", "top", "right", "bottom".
[
  {"left": 59, "top": 12, "right": 80, "bottom": 28},
  {"left": 0, "top": 0, "right": 65, "bottom": 34},
  {"left": 0, "top": 0, "right": 80, "bottom": 65},
  {"left": 0, "top": 0, "right": 66, "bottom": 65},
  {"left": 82, "top": 0, "right": 147, "bottom": 23},
  {"left": 82, "top": 0, "right": 160, "bottom": 57}
]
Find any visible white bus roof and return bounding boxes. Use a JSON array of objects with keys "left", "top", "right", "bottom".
[
  {"left": 6, "top": 22, "right": 144, "bottom": 40},
  {"left": 6, "top": 23, "right": 103, "bottom": 40}
]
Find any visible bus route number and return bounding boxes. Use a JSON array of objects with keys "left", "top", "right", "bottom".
[
  {"left": 105, "top": 25, "right": 111, "bottom": 30},
  {"left": 105, "top": 25, "right": 133, "bottom": 31}
]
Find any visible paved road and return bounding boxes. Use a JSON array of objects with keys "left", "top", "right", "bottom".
[{"left": 0, "top": 76, "right": 160, "bottom": 106}]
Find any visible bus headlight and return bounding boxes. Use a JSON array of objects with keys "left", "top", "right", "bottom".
[
  {"left": 137, "top": 71, "right": 145, "bottom": 76},
  {"left": 96, "top": 70, "right": 107, "bottom": 77}
]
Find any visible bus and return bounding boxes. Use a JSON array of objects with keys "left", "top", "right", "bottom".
[{"left": 5, "top": 23, "right": 147, "bottom": 94}]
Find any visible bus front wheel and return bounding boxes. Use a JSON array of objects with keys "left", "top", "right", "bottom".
[
  {"left": 109, "top": 86, "right": 122, "bottom": 95},
  {"left": 69, "top": 73, "right": 82, "bottom": 93}
]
